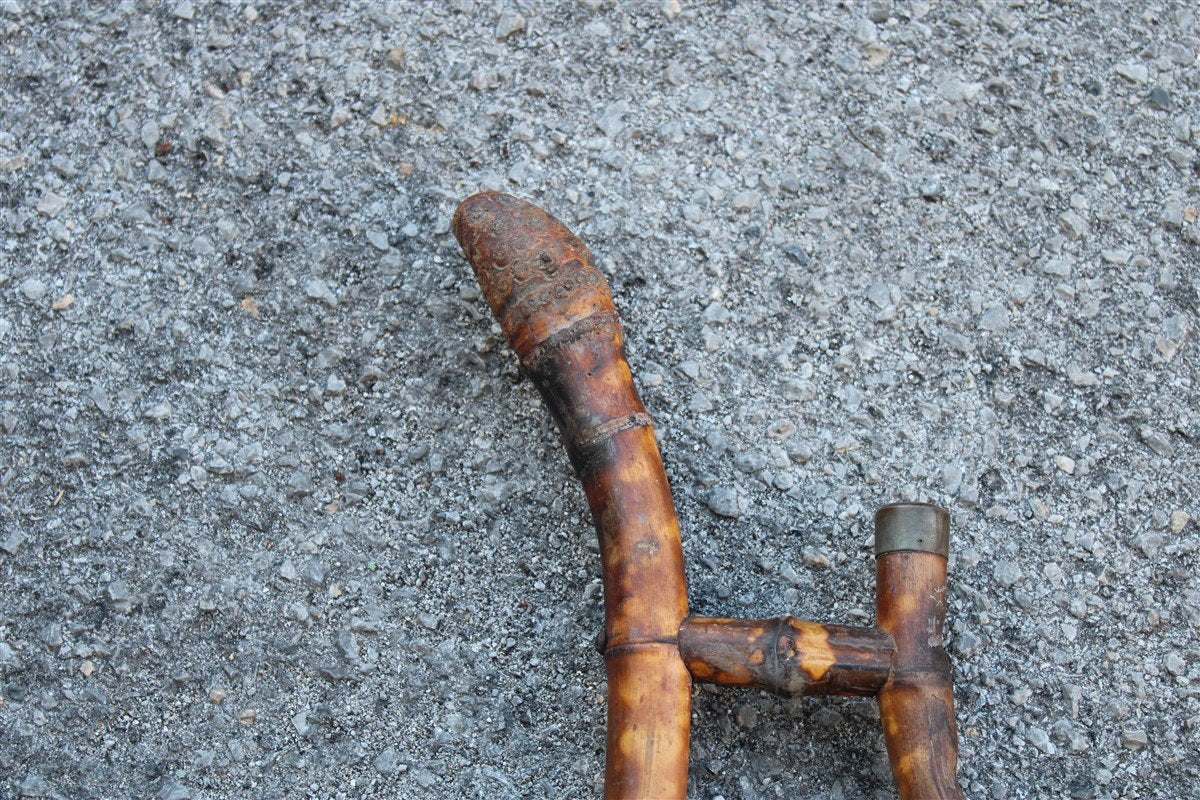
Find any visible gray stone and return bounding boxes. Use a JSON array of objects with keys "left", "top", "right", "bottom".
[
  {"left": 495, "top": 12, "right": 525, "bottom": 39},
  {"left": 940, "top": 77, "right": 983, "bottom": 101},
  {"left": 107, "top": 580, "right": 132, "bottom": 613},
  {"left": 1114, "top": 63, "right": 1149, "bottom": 83},
  {"left": 19, "top": 774, "right": 56, "bottom": 798},
  {"left": 1058, "top": 210, "right": 1087, "bottom": 240},
  {"left": 1026, "top": 726, "right": 1055, "bottom": 755},
  {"left": 19, "top": 277, "right": 47, "bottom": 300},
  {"left": 707, "top": 486, "right": 746, "bottom": 518},
  {"left": 866, "top": 281, "right": 891, "bottom": 308},
  {"left": 993, "top": 560, "right": 1023, "bottom": 588},
  {"left": 373, "top": 746, "right": 404, "bottom": 774},
  {"left": 36, "top": 192, "right": 67, "bottom": 217},
  {"left": 305, "top": 278, "right": 338, "bottom": 307},
  {"left": 1122, "top": 729, "right": 1148, "bottom": 750},
  {"left": 366, "top": 230, "right": 390, "bottom": 252},
  {"left": 686, "top": 88, "right": 715, "bottom": 112},
  {"left": 1, "top": 531, "right": 27, "bottom": 555},
  {"left": 1066, "top": 364, "right": 1098, "bottom": 387},
  {"left": 735, "top": 704, "right": 759, "bottom": 728},
  {"left": 1139, "top": 427, "right": 1174, "bottom": 457},
  {"left": 1042, "top": 256, "right": 1072, "bottom": 276},
  {"left": 978, "top": 304, "right": 1010, "bottom": 332},
  {"left": 288, "top": 470, "right": 315, "bottom": 497},
  {"left": 730, "top": 191, "right": 758, "bottom": 211},
  {"left": 953, "top": 629, "right": 981, "bottom": 657}
]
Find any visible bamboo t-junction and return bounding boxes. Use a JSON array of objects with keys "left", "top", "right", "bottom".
[{"left": 453, "top": 191, "right": 965, "bottom": 800}]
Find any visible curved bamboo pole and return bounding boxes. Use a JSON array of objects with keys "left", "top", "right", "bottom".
[{"left": 454, "top": 192, "right": 691, "bottom": 800}]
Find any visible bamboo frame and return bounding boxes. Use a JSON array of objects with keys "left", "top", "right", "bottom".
[{"left": 453, "top": 191, "right": 965, "bottom": 800}]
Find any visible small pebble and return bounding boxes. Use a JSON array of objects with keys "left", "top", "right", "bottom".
[
  {"left": 305, "top": 278, "right": 338, "bottom": 307},
  {"left": 366, "top": 230, "right": 390, "bottom": 252},
  {"left": 20, "top": 277, "right": 47, "bottom": 300},
  {"left": 1114, "top": 63, "right": 1149, "bottom": 83},
  {"left": 994, "top": 560, "right": 1023, "bottom": 588},
  {"left": 1122, "top": 729, "right": 1148, "bottom": 750},
  {"left": 36, "top": 192, "right": 67, "bottom": 217},
  {"left": 940, "top": 77, "right": 983, "bottom": 101},
  {"left": 1, "top": 531, "right": 26, "bottom": 555},
  {"left": 1058, "top": 210, "right": 1087, "bottom": 240},
  {"left": 1026, "top": 726, "right": 1055, "bottom": 755},
  {"left": 735, "top": 704, "right": 759, "bottom": 729},
  {"left": 706, "top": 486, "right": 745, "bottom": 518},
  {"left": 1148, "top": 85, "right": 1171, "bottom": 110},
  {"left": 686, "top": 88, "right": 715, "bottom": 112},
  {"left": 369, "top": 105, "right": 389, "bottom": 126},
  {"left": 495, "top": 12, "right": 525, "bottom": 39}
]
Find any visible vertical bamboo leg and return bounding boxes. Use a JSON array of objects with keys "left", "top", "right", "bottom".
[{"left": 874, "top": 503, "right": 965, "bottom": 800}]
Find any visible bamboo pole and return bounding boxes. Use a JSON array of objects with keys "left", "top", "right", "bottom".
[
  {"left": 454, "top": 192, "right": 965, "bottom": 800},
  {"left": 874, "top": 503, "right": 965, "bottom": 800},
  {"left": 454, "top": 192, "right": 691, "bottom": 800},
  {"left": 678, "top": 617, "right": 893, "bottom": 697}
]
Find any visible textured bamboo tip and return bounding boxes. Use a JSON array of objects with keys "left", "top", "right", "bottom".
[
  {"left": 874, "top": 502, "right": 950, "bottom": 557},
  {"left": 452, "top": 191, "right": 615, "bottom": 358}
]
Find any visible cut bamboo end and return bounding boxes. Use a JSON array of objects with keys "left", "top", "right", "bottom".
[{"left": 874, "top": 501, "right": 950, "bottom": 557}]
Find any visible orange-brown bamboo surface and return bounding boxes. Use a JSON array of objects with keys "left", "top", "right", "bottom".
[
  {"left": 454, "top": 191, "right": 965, "bottom": 800},
  {"left": 454, "top": 192, "right": 691, "bottom": 800},
  {"left": 876, "top": 549, "right": 965, "bottom": 800},
  {"left": 679, "top": 617, "right": 894, "bottom": 698}
]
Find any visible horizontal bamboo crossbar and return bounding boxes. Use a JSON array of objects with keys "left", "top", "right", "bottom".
[{"left": 679, "top": 616, "right": 894, "bottom": 697}]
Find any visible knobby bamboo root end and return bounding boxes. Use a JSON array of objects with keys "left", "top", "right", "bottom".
[{"left": 453, "top": 191, "right": 616, "bottom": 360}]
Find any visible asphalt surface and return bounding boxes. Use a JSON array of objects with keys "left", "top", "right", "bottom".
[{"left": 1, "top": 2, "right": 1198, "bottom": 799}]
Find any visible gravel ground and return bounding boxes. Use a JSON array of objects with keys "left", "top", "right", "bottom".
[{"left": 2, "top": 2, "right": 1198, "bottom": 798}]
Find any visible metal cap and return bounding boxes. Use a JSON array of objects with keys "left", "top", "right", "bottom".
[{"left": 874, "top": 502, "right": 950, "bottom": 557}]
